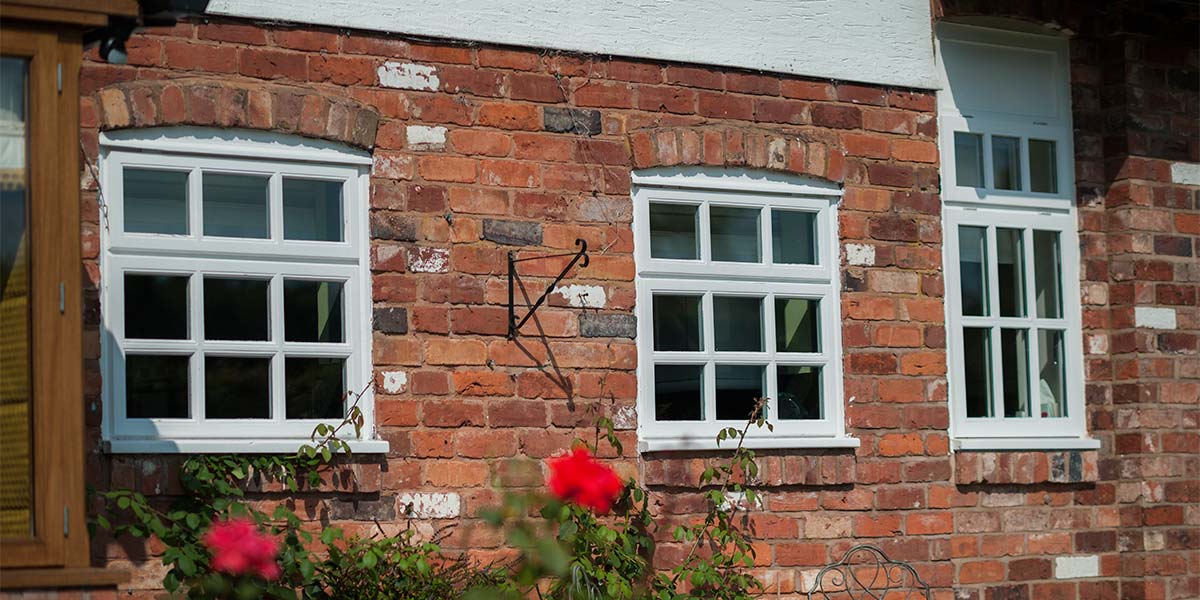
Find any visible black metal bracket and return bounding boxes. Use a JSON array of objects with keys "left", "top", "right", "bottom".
[{"left": 508, "top": 239, "right": 590, "bottom": 339}]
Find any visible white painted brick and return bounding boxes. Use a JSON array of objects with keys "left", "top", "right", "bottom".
[
  {"left": 1085, "top": 333, "right": 1109, "bottom": 355},
  {"left": 845, "top": 243, "right": 875, "bottom": 266},
  {"left": 407, "top": 247, "right": 450, "bottom": 273},
  {"left": 406, "top": 125, "right": 447, "bottom": 150},
  {"left": 611, "top": 405, "right": 637, "bottom": 430},
  {"left": 552, "top": 284, "right": 607, "bottom": 308},
  {"left": 1171, "top": 161, "right": 1200, "bottom": 186},
  {"left": 378, "top": 62, "right": 439, "bottom": 91},
  {"left": 1054, "top": 555, "right": 1099, "bottom": 579},
  {"left": 1134, "top": 306, "right": 1176, "bottom": 329},
  {"left": 397, "top": 492, "right": 460, "bottom": 519},
  {"left": 381, "top": 371, "right": 407, "bottom": 394}
]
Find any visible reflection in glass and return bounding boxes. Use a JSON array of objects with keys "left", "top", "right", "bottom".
[
  {"left": 1000, "top": 329, "right": 1030, "bottom": 418},
  {"left": 652, "top": 294, "right": 702, "bottom": 352},
  {"left": 958, "top": 226, "right": 989, "bottom": 316},
  {"left": 963, "top": 328, "right": 993, "bottom": 418},
  {"left": 778, "top": 366, "right": 821, "bottom": 420},
  {"left": 1039, "top": 330, "right": 1067, "bottom": 418},
  {"left": 996, "top": 228, "right": 1025, "bottom": 317},
  {"left": 954, "top": 132, "right": 984, "bottom": 188},
  {"left": 992, "top": 136, "right": 1022, "bottom": 190},
  {"left": 710, "top": 206, "right": 760, "bottom": 263},
  {"left": 284, "top": 178, "right": 343, "bottom": 241},
  {"left": 205, "top": 356, "right": 270, "bottom": 418},
  {"left": 125, "top": 274, "right": 189, "bottom": 339},
  {"left": 654, "top": 364, "right": 703, "bottom": 421},
  {"left": 204, "top": 278, "right": 269, "bottom": 341},
  {"left": 124, "top": 169, "right": 189, "bottom": 235},
  {"left": 203, "top": 173, "right": 269, "bottom": 238},
  {"left": 771, "top": 209, "right": 816, "bottom": 264},
  {"left": 715, "top": 365, "right": 764, "bottom": 421},
  {"left": 713, "top": 296, "right": 762, "bottom": 352},
  {"left": 1033, "top": 230, "right": 1063, "bottom": 319},
  {"left": 285, "top": 357, "right": 344, "bottom": 419},
  {"left": 776, "top": 298, "right": 819, "bottom": 353},
  {"left": 284, "top": 280, "right": 344, "bottom": 343},
  {"left": 126, "top": 355, "right": 189, "bottom": 418},
  {"left": 1029, "top": 139, "right": 1057, "bottom": 193},
  {"left": 649, "top": 203, "right": 699, "bottom": 260}
]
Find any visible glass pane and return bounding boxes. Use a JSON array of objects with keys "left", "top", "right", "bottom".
[
  {"left": 285, "top": 357, "right": 344, "bottom": 419},
  {"left": 996, "top": 228, "right": 1026, "bottom": 317},
  {"left": 124, "top": 169, "right": 188, "bottom": 235},
  {"left": 284, "top": 280, "right": 344, "bottom": 343},
  {"left": 715, "top": 365, "right": 764, "bottom": 421},
  {"left": 0, "top": 56, "right": 32, "bottom": 538},
  {"left": 954, "top": 132, "right": 984, "bottom": 188},
  {"left": 649, "top": 203, "right": 698, "bottom": 260},
  {"left": 963, "top": 327, "right": 993, "bottom": 418},
  {"left": 652, "top": 294, "right": 702, "bottom": 352},
  {"left": 992, "top": 136, "right": 1022, "bottom": 190},
  {"left": 775, "top": 298, "right": 819, "bottom": 353},
  {"left": 654, "top": 364, "right": 703, "bottom": 421},
  {"left": 713, "top": 296, "right": 762, "bottom": 352},
  {"left": 958, "top": 226, "right": 989, "bottom": 316},
  {"left": 126, "top": 354, "right": 189, "bottom": 418},
  {"left": 283, "top": 178, "right": 343, "bottom": 242},
  {"left": 1038, "top": 330, "right": 1067, "bottom": 418},
  {"left": 711, "top": 206, "right": 761, "bottom": 263},
  {"left": 204, "top": 278, "right": 269, "bottom": 341},
  {"left": 771, "top": 209, "right": 817, "bottom": 265},
  {"left": 203, "top": 173, "right": 269, "bottom": 238},
  {"left": 778, "top": 366, "right": 821, "bottom": 420},
  {"left": 1033, "top": 231, "right": 1063, "bottom": 319},
  {"left": 1000, "top": 329, "right": 1030, "bottom": 418},
  {"left": 125, "top": 274, "right": 189, "bottom": 339},
  {"left": 1029, "top": 139, "right": 1057, "bottom": 193},
  {"left": 205, "top": 356, "right": 270, "bottom": 418}
]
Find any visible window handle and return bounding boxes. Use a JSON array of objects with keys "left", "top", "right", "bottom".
[{"left": 59, "top": 282, "right": 65, "bottom": 313}]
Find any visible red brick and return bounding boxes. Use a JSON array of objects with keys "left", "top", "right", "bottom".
[
  {"left": 892, "top": 139, "right": 938, "bottom": 163},
  {"left": 574, "top": 81, "right": 633, "bottom": 108},
  {"left": 238, "top": 47, "right": 307, "bottom": 81},
  {"left": 698, "top": 92, "right": 754, "bottom": 120},
  {"left": 452, "top": 371, "right": 514, "bottom": 396},
  {"left": 781, "top": 80, "right": 835, "bottom": 100},
  {"left": 477, "top": 102, "right": 540, "bottom": 130},
  {"left": 478, "top": 48, "right": 541, "bottom": 70},
  {"left": 198, "top": 22, "right": 268, "bottom": 45},
  {"left": 162, "top": 41, "right": 237, "bottom": 73},
  {"left": 418, "top": 156, "right": 478, "bottom": 183},
  {"left": 425, "top": 338, "right": 487, "bottom": 365},
  {"left": 509, "top": 73, "right": 567, "bottom": 102}
]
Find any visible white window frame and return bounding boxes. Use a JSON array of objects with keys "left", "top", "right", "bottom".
[
  {"left": 99, "top": 128, "right": 386, "bottom": 453},
  {"left": 632, "top": 168, "right": 857, "bottom": 452},
  {"left": 936, "top": 25, "right": 1098, "bottom": 450}
]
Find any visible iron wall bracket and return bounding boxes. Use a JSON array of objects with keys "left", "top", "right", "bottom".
[{"left": 508, "top": 239, "right": 589, "bottom": 339}]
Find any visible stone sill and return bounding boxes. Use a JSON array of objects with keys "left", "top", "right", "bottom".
[
  {"left": 953, "top": 437, "right": 1101, "bottom": 451},
  {"left": 0, "top": 567, "right": 129, "bottom": 589},
  {"left": 953, "top": 448, "right": 1099, "bottom": 485},
  {"left": 104, "top": 438, "right": 390, "bottom": 454}
]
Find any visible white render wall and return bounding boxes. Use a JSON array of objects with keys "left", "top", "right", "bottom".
[{"left": 205, "top": 0, "right": 938, "bottom": 90}]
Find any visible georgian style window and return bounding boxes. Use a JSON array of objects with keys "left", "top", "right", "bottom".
[
  {"left": 632, "top": 169, "right": 854, "bottom": 452},
  {"left": 936, "top": 23, "right": 1095, "bottom": 449},
  {"left": 100, "top": 129, "right": 384, "bottom": 453}
]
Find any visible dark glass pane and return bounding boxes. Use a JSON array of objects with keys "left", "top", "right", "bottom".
[
  {"left": 776, "top": 298, "right": 819, "bottom": 353},
  {"left": 1039, "top": 330, "right": 1067, "bottom": 418},
  {"left": 1001, "top": 329, "right": 1030, "bottom": 418},
  {"left": 649, "top": 203, "right": 698, "bottom": 260},
  {"left": 204, "top": 278, "right": 269, "bottom": 341},
  {"left": 1033, "top": 231, "right": 1063, "bottom": 319},
  {"left": 958, "top": 226, "right": 989, "bottom": 316},
  {"left": 771, "top": 209, "right": 816, "bottom": 264},
  {"left": 992, "top": 136, "right": 1021, "bottom": 190},
  {"left": 713, "top": 296, "right": 762, "bottom": 352},
  {"left": 954, "top": 132, "right": 984, "bottom": 188},
  {"left": 996, "top": 228, "right": 1025, "bottom": 317},
  {"left": 715, "top": 365, "right": 764, "bottom": 421},
  {"left": 203, "top": 173, "right": 269, "bottom": 238},
  {"left": 652, "top": 294, "right": 702, "bottom": 352},
  {"left": 283, "top": 178, "right": 343, "bottom": 242},
  {"left": 285, "top": 357, "right": 344, "bottom": 419},
  {"left": 126, "top": 354, "right": 189, "bottom": 418},
  {"left": 205, "top": 356, "right": 270, "bottom": 418},
  {"left": 710, "top": 206, "right": 760, "bottom": 263},
  {"left": 778, "top": 366, "right": 821, "bottom": 420},
  {"left": 1029, "top": 139, "right": 1057, "bottom": 194},
  {"left": 125, "top": 274, "right": 189, "bottom": 339},
  {"left": 284, "top": 280, "right": 344, "bottom": 343},
  {"left": 654, "top": 364, "right": 703, "bottom": 421},
  {"left": 963, "top": 327, "right": 993, "bottom": 418},
  {"left": 124, "top": 168, "right": 188, "bottom": 235}
]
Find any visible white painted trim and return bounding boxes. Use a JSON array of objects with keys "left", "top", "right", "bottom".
[
  {"left": 101, "top": 128, "right": 373, "bottom": 166},
  {"left": 631, "top": 167, "right": 843, "bottom": 197},
  {"left": 953, "top": 437, "right": 1100, "bottom": 451},
  {"left": 641, "top": 435, "right": 860, "bottom": 453},
  {"left": 105, "top": 438, "right": 390, "bottom": 454}
]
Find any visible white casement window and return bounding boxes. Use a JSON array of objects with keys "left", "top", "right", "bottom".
[
  {"left": 936, "top": 24, "right": 1096, "bottom": 450},
  {"left": 632, "top": 168, "right": 855, "bottom": 452},
  {"left": 99, "top": 128, "right": 385, "bottom": 453}
]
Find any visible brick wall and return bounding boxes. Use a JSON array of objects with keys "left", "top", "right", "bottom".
[{"left": 54, "top": 4, "right": 1199, "bottom": 599}]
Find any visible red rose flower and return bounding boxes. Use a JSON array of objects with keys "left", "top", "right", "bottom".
[
  {"left": 203, "top": 518, "right": 281, "bottom": 581},
  {"left": 547, "top": 447, "right": 624, "bottom": 514}
]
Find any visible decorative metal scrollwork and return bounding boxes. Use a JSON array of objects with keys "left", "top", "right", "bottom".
[{"left": 806, "top": 544, "right": 932, "bottom": 600}]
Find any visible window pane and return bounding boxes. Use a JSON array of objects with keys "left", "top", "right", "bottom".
[
  {"left": 715, "top": 364, "right": 764, "bottom": 421},
  {"left": 713, "top": 296, "right": 762, "bottom": 352},
  {"left": 126, "top": 354, "right": 190, "bottom": 418},
  {"left": 284, "top": 280, "right": 344, "bottom": 343},
  {"left": 124, "top": 168, "right": 188, "bottom": 235},
  {"left": 285, "top": 357, "right": 344, "bottom": 419},
  {"left": 652, "top": 294, "right": 702, "bottom": 352},
  {"left": 1033, "top": 230, "right": 1063, "bottom": 319},
  {"left": 996, "top": 228, "right": 1025, "bottom": 317},
  {"left": 1038, "top": 330, "right": 1067, "bottom": 418},
  {"left": 954, "top": 132, "right": 984, "bottom": 188},
  {"left": 649, "top": 203, "right": 698, "bottom": 260},
  {"left": 203, "top": 173, "right": 269, "bottom": 238},
  {"left": 204, "top": 278, "right": 269, "bottom": 341},
  {"left": 1029, "top": 139, "right": 1057, "bottom": 194},
  {"left": 710, "top": 206, "right": 761, "bottom": 263},
  {"left": 963, "top": 327, "right": 993, "bottom": 418},
  {"left": 958, "top": 226, "right": 989, "bottom": 316},
  {"left": 654, "top": 364, "right": 703, "bottom": 421},
  {"left": 125, "top": 274, "right": 189, "bottom": 339},
  {"left": 205, "top": 356, "right": 270, "bottom": 418},
  {"left": 992, "top": 136, "right": 1022, "bottom": 190},
  {"left": 775, "top": 298, "right": 819, "bottom": 353},
  {"left": 778, "top": 366, "right": 821, "bottom": 420},
  {"left": 771, "top": 209, "right": 816, "bottom": 264},
  {"left": 1001, "top": 329, "right": 1031, "bottom": 418},
  {"left": 283, "top": 178, "right": 343, "bottom": 242}
]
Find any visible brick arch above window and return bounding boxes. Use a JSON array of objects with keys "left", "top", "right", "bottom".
[
  {"left": 628, "top": 126, "right": 847, "bottom": 184},
  {"left": 88, "top": 78, "right": 381, "bottom": 150}
]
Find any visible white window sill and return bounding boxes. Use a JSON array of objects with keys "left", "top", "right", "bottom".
[
  {"left": 640, "top": 436, "right": 860, "bottom": 453},
  {"left": 104, "top": 438, "right": 390, "bottom": 454},
  {"left": 953, "top": 437, "right": 1101, "bottom": 452}
]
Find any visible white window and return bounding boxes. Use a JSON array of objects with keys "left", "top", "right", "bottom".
[
  {"left": 936, "top": 24, "right": 1096, "bottom": 450},
  {"left": 99, "top": 129, "right": 385, "bottom": 453},
  {"left": 632, "top": 168, "right": 855, "bottom": 452}
]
